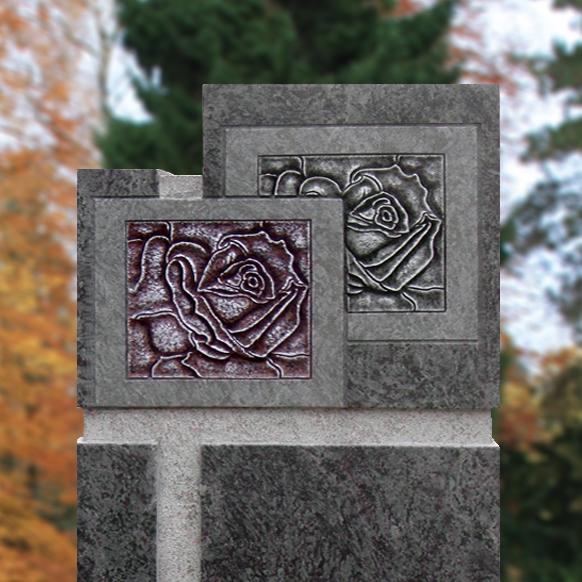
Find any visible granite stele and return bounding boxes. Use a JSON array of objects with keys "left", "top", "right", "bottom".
[{"left": 77, "top": 85, "right": 500, "bottom": 581}]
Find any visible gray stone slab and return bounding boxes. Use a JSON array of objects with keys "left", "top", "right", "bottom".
[
  {"left": 83, "top": 191, "right": 344, "bottom": 407},
  {"left": 159, "top": 174, "right": 202, "bottom": 198},
  {"left": 225, "top": 127, "right": 478, "bottom": 341},
  {"left": 77, "top": 442, "right": 157, "bottom": 582},
  {"left": 201, "top": 444, "right": 499, "bottom": 581},
  {"left": 260, "top": 152, "right": 448, "bottom": 314},
  {"left": 203, "top": 84, "right": 500, "bottom": 408}
]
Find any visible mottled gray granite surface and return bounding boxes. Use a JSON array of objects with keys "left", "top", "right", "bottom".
[
  {"left": 90, "top": 197, "right": 344, "bottom": 407},
  {"left": 77, "top": 442, "right": 157, "bottom": 582},
  {"left": 83, "top": 409, "right": 494, "bottom": 582},
  {"left": 346, "top": 342, "right": 496, "bottom": 408},
  {"left": 76, "top": 85, "right": 500, "bottom": 582},
  {"left": 203, "top": 85, "right": 497, "bottom": 199},
  {"left": 224, "top": 126, "right": 479, "bottom": 341},
  {"left": 201, "top": 444, "right": 499, "bottom": 581}
]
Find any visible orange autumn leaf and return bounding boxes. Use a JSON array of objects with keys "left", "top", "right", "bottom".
[
  {"left": 0, "top": 476, "right": 76, "bottom": 582},
  {"left": 392, "top": 0, "right": 424, "bottom": 17}
]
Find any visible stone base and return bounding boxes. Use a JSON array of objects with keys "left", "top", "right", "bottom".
[{"left": 78, "top": 409, "right": 499, "bottom": 581}]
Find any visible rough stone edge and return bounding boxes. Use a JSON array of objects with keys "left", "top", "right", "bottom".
[
  {"left": 202, "top": 84, "right": 500, "bottom": 409},
  {"left": 77, "top": 169, "right": 176, "bottom": 407},
  {"left": 478, "top": 88, "right": 501, "bottom": 404},
  {"left": 76, "top": 440, "right": 158, "bottom": 582},
  {"left": 83, "top": 409, "right": 495, "bottom": 447}
]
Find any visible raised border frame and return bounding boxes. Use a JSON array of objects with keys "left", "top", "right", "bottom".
[{"left": 78, "top": 170, "right": 344, "bottom": 407}]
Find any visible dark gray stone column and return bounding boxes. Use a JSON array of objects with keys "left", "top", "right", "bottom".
[{"left": 77, "top": 442, "right": 158, "bottom": 582}]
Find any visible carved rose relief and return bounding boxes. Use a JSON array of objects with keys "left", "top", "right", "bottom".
[
  {"left": 127, "top": 221, "right": 311, "bottom": 379},
  {"left": 259, "top": 155, "right": 445, "bottom": 312}
]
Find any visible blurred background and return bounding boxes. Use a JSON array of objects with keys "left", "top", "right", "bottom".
[{"left": 0, "top": 0, "right": 581, "bottom": 580}]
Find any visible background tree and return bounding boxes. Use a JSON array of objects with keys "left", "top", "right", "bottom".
[
  {"left": 503, "top": 0, "right": 582, "bottom": 341},
  {"left": 497, "top": 11, "right": 582, "bottom": 574},
  {"left": 0, "top": 1, "right": 578, "bottom": 580},
  {"left": 0, "top": 1, "right": 104, "bottom": 579},
  {"left": 99, "top": 0, "right": 458, "bottom": 174},
  {"left": 500, "top": 348, "right": 582, "bottom": 581}
]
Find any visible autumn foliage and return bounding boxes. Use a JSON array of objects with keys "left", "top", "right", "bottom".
[{"left": 0, "top": 1, "right": 98, "bottom": 580}]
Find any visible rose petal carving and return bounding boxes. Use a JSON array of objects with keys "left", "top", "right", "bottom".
[
  {"left": 128, "top": 223, "right": 311, "bottom": 378},
  {"left": 181, "top": 351, "right": 280, "bottom": 379},
  {"left": 198, "top": 231, "right": 301, "bottom": 299},
  {"left": 259, "top": 156, "right": 445, "bottom": 312},
  {"left": 350, "top": 165, "right": 434, "bottom": 225},
  {"left": 347, "top": 192, "right": 410, "bottom": 236},
  {"left": 130, "top": 235, "right": 172, "bottom": 313},
  {"left": 274, "top": 169, "right": 303, "bottom": 196},
  {"left": 217, "top": 259, "right": 276, "bottom": 303},
  {"left": 299, "top": 176, "right": 341, "bottom": 197},
  {"left": 165, "top": 258, "right": 239, "bottom": 357},
  {"left": 228, "top": 281, "right": 308, "bottom": 358},
  {"left": 347, "top": 213, "right": 442, "bottom": 292}
]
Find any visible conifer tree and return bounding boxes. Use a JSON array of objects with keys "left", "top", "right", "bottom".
[{"left": 99, "top": 0, "right": 458, "bottom": 174}]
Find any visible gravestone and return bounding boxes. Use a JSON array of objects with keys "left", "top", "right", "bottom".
[{"left": 77, "top": 85, "right": 500, "bottom": 581}]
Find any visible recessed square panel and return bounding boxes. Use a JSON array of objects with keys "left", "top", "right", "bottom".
[
  {"left": 219, "top": 124, "right": 477, "bottom": 341},
  {"left": 127, "top": 220, "right": 311, "bottom": 380},
  {"left": 259, "top": 154, "right": 445, "bottom": 313},
  {"left": 87, "top": 197, "right": 343, "bottom": 407}
]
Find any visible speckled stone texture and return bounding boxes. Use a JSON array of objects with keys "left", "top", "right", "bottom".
[
  {"left": 258, "top": 153, "right": 447, "bottom": 314},
  {"left": 88, "top": 196, "right": 343, "bottom": 407},
  {"left": 127, "top": 219, "right": 312, "bottom": 380},
  {"left": 202, "top": 84, "right": 500, "bottom": 409},
  {"left": 77, "top": 85, "right": 500, "bottom": 580},
  {"left": 77, "top": 442, "right": 157, "bottom": 582},
  {"left": 83, "top": 409, "right": 494, "bottom": 582},
  {"left": 346, "top": 342, "right": 494, "bottom": 408},
  {"left": 201, "top": 445, "right": 499, "bottom": 581}
]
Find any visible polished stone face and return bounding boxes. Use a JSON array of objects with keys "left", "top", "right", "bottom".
[
  {"left": 127, "top": 220, "right": 311, "bottom": 380},
  {"left": 81, "top": 195, "right": 342, "bottom": 407},
  {"left": 201, "top": 444, "right": 500, "bottom": 581},
  {"left": 259, "top": 154, "right": 445, "bottom": 313},
  {"left": 77, "top": 443, "right": 157, "bottom": 582}
]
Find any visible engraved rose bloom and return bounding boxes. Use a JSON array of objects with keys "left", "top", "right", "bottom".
[
  {"left": 128, "top": 229, "right": 309, "bottom": 378},
  {"left": 261, "top": 159, "right": 444, "bottom": 311},
  {"left": 342, "top": 166, "right": 442, "bottom": 303}
]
